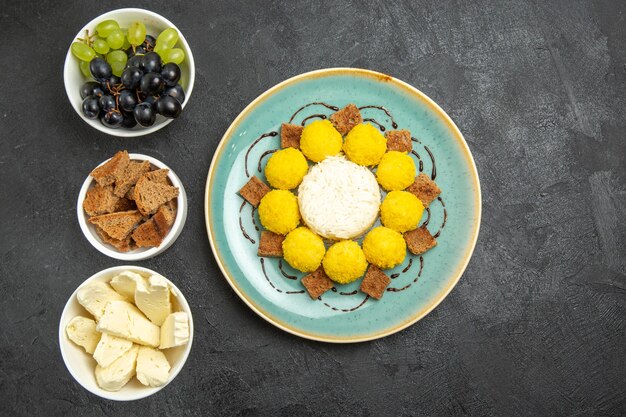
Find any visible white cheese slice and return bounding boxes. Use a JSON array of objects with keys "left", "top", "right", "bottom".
[
  {"left": 134, "top": 275, "right": 172, "bottom": 326},
  {"left": 65, "top": 316, "right": 101, "bottom": 354},
  {"left": 160, "top": 312, "right": 189, "bottom": 349},
  {"left": 76, "top": 281, "right": 126, "bottom": 321},
  {"left": 109, "top": 271, "right": 146, "bottom": 301},
  {"left": 93, "top": 333, "right": 133, "bottom": 368},
  {"left": 95, "top": 345, "right": 139, "bottom": 392},
  {"left": 136, "top": 346, "right": 171, "bottom": 387},
  {"left": 96, "top": 301, "right": 160, "bottom": 347}
]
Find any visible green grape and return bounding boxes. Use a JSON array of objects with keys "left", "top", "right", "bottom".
[
  {"left": 71, "top": 42, "right": 96, "bottom": 62},
  {"left": 121, "top": 30, "right": 131, "bottom": 50},
  {"left": 154, "top": 43, "right": 169, "bottom": 56},
  {"left": 92, "top": 37, "right": 109, "bottom": 54},
  {"left": 127, "top": 21, "right": 147, "bottom": 46},
  {"left": 106, "top": 50, "right": 128, "bottom": 66},
  {"left": 156, "top": 28, "right": 179, "bottom": 48},
  {"left": 111, "top": 61, "right": 126, "bottom": 77},
  {"left": 95, "top": 20, "right": 120, "bottom": 38},
  {"left": 107, "top": 29, "right": 125, "bottom": 49},
  {"left": 79, "top": 60, "right": 91, "bottom": 78},
  {"left": 162, "top": 48, "right": 185, "bottom": 64}
]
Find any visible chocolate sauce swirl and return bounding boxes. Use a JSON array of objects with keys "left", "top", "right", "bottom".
[
  {"left": 239, "top": 201, "right": 255, "bottom": 244},
  {"left": 390, "top": 258, "right": 414, "bottom": 279},
  {"left": 251, "top": 206, "right": 259, "bottom": 231},
  {"left": 433, "top": 197, "right": 447, "bottom": 238},
  {"left": 288, "top": 102, "right": 339, "bottom": 124},
  {"left": 387, "top": 256, "right": 424, "bottom": 292},
  {"left": 358, "top": 105, "right": 398, "bottom": 129},
  {"left": 320, "top": 294, "right": 370, "bottom": 312},
  {"left": 330, "top": 287, "right": 358, "bottom": 296},
  {"left": 301, "top": 114, "right": 327, "bottom": 126},
  {"left": 257, "top": 149, "right": 278, "bottom": 173},
  {"left": 411, "top": 150, "right": 424, "bottom": 172},
  {"left": 261, "top": 258, "right": 304, "bottom": 294},
  {"left": 278, "top": 260, "right": 298, "bottom": 280},
  {"left": 244, "top": 131, "right": 278, "bottom": 177},
  {"left": 363, "top": 118, "right": 386, "bottom": 132},
  {"left": 424, "top": 145, "right": 436, "bottom": 180}
]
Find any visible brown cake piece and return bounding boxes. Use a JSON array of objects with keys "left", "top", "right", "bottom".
[
  {"left": 257, "top": 231, "right": 284, "bottom": 257},
  {"left": 238, "top": 176, "right": 270, "bottom": 207},
  {"left": 83, "top": 185, "right": 120, "bottom": 216},
  {"left": 88, "top": 210, "right": 143, "bottom": 241},
  {"left": 406, "top": 173, "right": 441, "bottom": 207},
  {"left": 360, "top": 265, "right": 391, "bottom": 300},
  {"left": 114, "top": 160, "right": 151, "bottom": 197},
  {"left": 131, "top": 205, "right": 175, "bottom": 248},
  {"left": 95, "top": 227, "right": 134, "bottom": 252},
  {"left": 301, "top": 267, "right": 334, "bottom": 299},
  {"left": 134, "top": 176, "right": 179, "bottom": 216},
  {"left": 385, "top": 130, "right": 412, "bottom": 152},
  {"left": 90, "top": 150, "right": 130, "bottom": 187},
  {"left": 280, "top": 123, "right": 303, "bottom": 149},
  {"left": 330, "top": 104, "right": 362, "bottom": 135},
  {"left": 143, "top": 169, "right": 170, "bottom": 184},
  {"left": 404, "top": 226, "right": 437, "bottom": 255}
]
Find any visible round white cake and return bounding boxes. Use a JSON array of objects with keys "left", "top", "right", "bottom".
[{"left": 298, "top": 155, "right": 380, "bottom": 240}]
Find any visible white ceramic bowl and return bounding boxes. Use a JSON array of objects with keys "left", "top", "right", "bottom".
[
  {"left": 77, "top": 153, "right": 187, "bottom": 260},
  {"left": 63, "top": 8, "right": 195, "bottom": 137},
  {"left": 59, "top": 265, "right": 194, "bottom": 401}
]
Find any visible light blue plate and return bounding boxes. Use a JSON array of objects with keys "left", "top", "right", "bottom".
[{"left": 205, "top": 68, "right": 481, "bottom": 342}]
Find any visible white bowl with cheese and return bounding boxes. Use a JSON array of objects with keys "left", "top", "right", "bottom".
[{"left": 58, "top": 265, "right": 194, "bottom": 401}]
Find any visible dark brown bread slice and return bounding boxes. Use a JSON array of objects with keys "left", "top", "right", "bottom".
[
  {"left": 114, "top": 160, "right": 151, "bottom": 197},
  {"left": 113, "top": 198, "right": 136, "bottom": 212},
  {"left": 302, "top": 267, "right": 334, "bottom": 299},
  {"left": 88, "top": 210, "right": 143, "bottom": 241},
  {"left": 406, "top": 173, "right": 441, "bottom": 207},
  {"left": 257, "top": 231, "right": 284, "bottom": 257},
  {"left": 360, "top": 265, "right": 391, "bottom": 299},
  {"left": 280, "top": 123, "right": 303, "bottom": 149},
  {"left": 385, "top": 130, "right": 412, "bottom": 153},
  {"left": 95, "top": 227, "right": 134, "bottom": 252},
  {"left": 330, "top": 104, "right": 362, "bottom": 135},
  {"left": 134, "top": 176, "right": 179, "bottom": 216},
  {"left": 125, "top": 186, "right": 136, "bottom": 201},
  {"left": 83, "top": 185, "right": 120, "bottom": 216},
  {"left": 404, "top": 226, "right": 437, "bottom": 255},
  {"left": 143, "top": 169, "right": 170, "bottom": 184},
  {"left": 90, "top": 151, "right": 130, "bottom": 187},
  {"left": 238, "top": 176, "right": 270, "bottom": 207},
  {"left": 131, "top": 205, "right": 174, "bottom": 247},
  {"left": 131, "top": 219, "right": 162, "bottom": 247}
]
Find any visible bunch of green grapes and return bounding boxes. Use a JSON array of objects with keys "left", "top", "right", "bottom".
[{"left": 71, "top": 19, "right": 186, "bottom": 78}]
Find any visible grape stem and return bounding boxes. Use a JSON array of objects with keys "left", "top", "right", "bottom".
[{"left": 76, "top": 29, "right": 95, "bottom": 47}]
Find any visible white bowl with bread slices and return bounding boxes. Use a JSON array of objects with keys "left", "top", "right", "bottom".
[
  {"left": 77, "top": 151, "right": 187, "bottom": 260},
  {"left": 59, "top": 266, "right": 194, "bottom": 401}
]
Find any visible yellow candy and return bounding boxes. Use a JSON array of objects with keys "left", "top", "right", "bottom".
[
  {"left": 362, "top": 226, "right": 406, "bottom": 269},
  {"left": 376, "top": 151, "right": 416, "bottom": 191},
  {"left": 343, "top": 123, "right": 387, "bottom": 166},
  {"left": 322, "top": 240, "right": 367, "bottom": 284},
  {"left": 380, "top": 191, "right": 424, "bottom": 232},
  {"left": 264, "top": 148, "right": 308, "bottom": 190},
  {"left": 300, "top": 120, "right": 342, "bottom": 162},
  {"left": 258, "top": 190, "right": 300, "bottom": 235},
  {"left": 282, "top": 227, "right": 325, "bottom": 272}
]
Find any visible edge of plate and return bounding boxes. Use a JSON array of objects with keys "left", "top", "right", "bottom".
[{"left": 204, "top": 67, "right": 482, "bottom": 343}]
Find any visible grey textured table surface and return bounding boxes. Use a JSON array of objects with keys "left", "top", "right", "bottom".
[{"left": 1, "top": 0, "right": 625, "bottom": 416}]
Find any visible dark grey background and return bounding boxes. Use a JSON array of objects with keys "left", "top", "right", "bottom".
[{"left": 1, "top": 0, "right": 624, "bottom": 415}]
